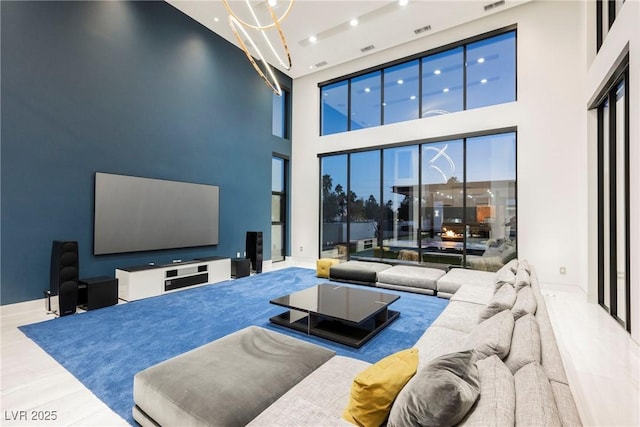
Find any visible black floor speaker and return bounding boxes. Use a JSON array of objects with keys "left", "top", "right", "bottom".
[
  {"left": 246, "top": 231, "right": 263, "bottom": 274},
  {"left": 50, "top": 240, "right": 79, "bottom": 316}
]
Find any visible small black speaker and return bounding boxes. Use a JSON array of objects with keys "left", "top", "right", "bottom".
[
  {"left": 246, "top": 231, "right": 263, "bottom": 274},
  {"left": 50, "top": 240, "right": 79, "bottom": 316}
]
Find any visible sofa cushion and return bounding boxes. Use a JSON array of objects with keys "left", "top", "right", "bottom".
[
  {"left": 414, "top": 326, "right": 468, "bottom": 368},
  {"left": 458, "top": 355, "right": 515, "bottom": 427},
  {"left": 465, "top": 309, "right": 514, "bottom": 360},
  {"left": 494, "top": 269, "right": 516, "bottom": 292},
  {"left": 511, "top": 286, "right": 537, "bottom": 320},
  {"left": 514, "top": 269, "right": 531, "bottom": 291},
  {"left": 436, "top": 268, "right": 496, "bottom": 297},
  {"left": 505, "top": 314, "right": 541, "bottom": 374},
  {"left": 498, "top": 258, "right": 519, "bottom": 275},
  {"left": 478, "top": 284, "right": 516, "bottom": 323},
  {"left": 518, "top": 259, "right": 531, "bottom": 274},
  {"left": 514, "top": 362, "right": 561, "bottom": 427},
  {"left": 433, "top": 301, "right": 487, "bottom": 334},
  {"left": 376, "top": 265, "right": 445, "bottom": 291},
  {"left": 133, "top": 326, "right": 335, "bottom": 427},
  {"left": 388, "top": 350, "right": 480, "bottom": 427},
  {"left": 247, "top": 356, "right": 369, "bottom": 427},
  {"left": 450, "top": 285, "right": 494, "bottom": 306},
  {"left": 342, "top": 349, "right": 418, "bottom": 427}
]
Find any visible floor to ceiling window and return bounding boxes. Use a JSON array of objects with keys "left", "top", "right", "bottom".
[
  {"left": 271, "top": 156, "right": 287, "bottom": 263},
  {"left": 595, "top": 59, "right": 630, "bottom": 332},
  {"left": 319, "top": 130, "right": 517, "bottom": 270}
]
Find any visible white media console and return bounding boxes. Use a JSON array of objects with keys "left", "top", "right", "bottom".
[{"left": 116, "top": 256, "right": 230, "bottom": 302}]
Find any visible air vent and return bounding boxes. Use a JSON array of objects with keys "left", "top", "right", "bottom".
[
  {"left": 315, "top": 61, "right": 328, "bottom": 68},
  {"left": 414, "top": 25, "right": 432, "bottom": 35},
  {"left": 484, "top": 0, "right": 505, "bottom": 11},
  {"left": 360, "top": 45, "right": 375, "bottom": 53}
]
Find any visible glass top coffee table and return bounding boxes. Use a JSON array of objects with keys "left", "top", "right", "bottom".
[{"left": 269, "top": 284, "right": 400, "bottom": 348}]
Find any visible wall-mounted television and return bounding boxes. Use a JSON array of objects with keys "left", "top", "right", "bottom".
[{"left": 94, "top": 172, "right": 219, "bottom": 255}]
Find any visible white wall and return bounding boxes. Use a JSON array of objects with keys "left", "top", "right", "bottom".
[
  {"left": 290, "top": 1, "right": 587, "bottom": 289},
  {"left": 585, "top": 0, "right": 639, "bottom": 344}
]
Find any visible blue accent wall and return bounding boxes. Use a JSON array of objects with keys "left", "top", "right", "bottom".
[{"left": 1, "top": 1, "right": 291, "bottom": 305}]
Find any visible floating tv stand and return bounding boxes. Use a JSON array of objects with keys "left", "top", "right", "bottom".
[{"left": 116, "top": 256, "right": 230, "bottom": 302}]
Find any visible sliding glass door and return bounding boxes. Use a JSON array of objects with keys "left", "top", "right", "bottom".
[
  {"left": 597, "top": 66, "right": 630, "bottom": 332},
  {"left": 319, "top": 130, "right": 517, "bottom": 270}
]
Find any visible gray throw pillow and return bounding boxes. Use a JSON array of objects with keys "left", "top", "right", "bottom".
[
  {"left": 478, "top": 284, "right": 517, "bottom": 323},
  {"left": 494, "top": 269, "right": 516, "bottom": 292},
  {"left": 465, "top": 309, "right": 515, "bottom": 360},
  {"left": 511, "top": 286, "right": 537, "bottom": 320},
  {"left": 514, "top": 269, "right": 531, "bottom": 292},
  {"left": 517, "top": 259, "right": 531, "bottom": 274},
  {"left": 388, "top": 350, "right": 480, "bottom": 427}
]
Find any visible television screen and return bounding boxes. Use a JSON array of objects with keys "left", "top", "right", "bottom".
[{"left": 94, "top": 172, "right": 219, "bottom": 255}]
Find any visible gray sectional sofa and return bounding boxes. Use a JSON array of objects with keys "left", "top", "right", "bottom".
[{"left": 133, "top": 260, "right": 581, "bottom": 426}]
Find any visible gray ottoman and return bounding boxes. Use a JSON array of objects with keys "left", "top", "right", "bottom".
[
  {"left": 133, "top": 326, "right": 335, "bottom": 427},
  {"left": 376, "top": 265, "right": 445, "bottom": 295}
]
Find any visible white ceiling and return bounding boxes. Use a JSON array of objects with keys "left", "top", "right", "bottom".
[{"left": 167, "top": 0, "right": 528, "bottom": 79}]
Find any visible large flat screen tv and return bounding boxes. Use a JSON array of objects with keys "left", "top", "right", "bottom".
[{"left": 94, "top": 172, "right": 219, "bottom": 255}]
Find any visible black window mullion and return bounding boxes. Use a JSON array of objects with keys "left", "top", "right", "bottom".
[
  {"left": 597, "top": 104, "right": 605, "bottom": 307},
  {"left": 418, "top": 59, "right": 423, "bottom": 119},
  {"left": 608, "top": 0, "right": 616, "bottom": 28},
  {"left": 608, "top": 90, "right": 618, "bottom": 318},
  {"left": 381, "top": 70, "right": 385, "bottom": 125},
  {"left": 418, "top": 144, "right": 423, "bottom": 261},
  {"left": 596, "top": 0, "right": 603, "bottom": 51},
  {"left": 346, "top": 153, "right": 351, "bottom": 260},
  {"left": 623, "top": 71, "right": 631, "bottom": 332},
  {"left": 463, "top": 45, "right": 468, "bottom": 111},
  {"left": 378, "top": 150, "right": 384, "bottom": 258},
  {"left": 462, "top": 138, "right": 468, "bottom": 267}
]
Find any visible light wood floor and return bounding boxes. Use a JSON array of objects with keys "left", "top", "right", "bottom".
[{"left": 1, "top": 263, "right": 639, "bottom": 426}]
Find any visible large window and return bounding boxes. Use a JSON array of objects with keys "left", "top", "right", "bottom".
[
  {"left": 320, "top": 28, "right": 516, "bottom": 135},
  {"left": 465, "top": 32, "right": 516, "bottom": 110},
  {"left": 422, "top": 48, "right": 463, "bottom": 117},
  {"left": 319, "top": 131, "right": 517, "bottom": 270},
  {"left": 384, "top": 60, "right": 419, "bottom": 124},
  {"left": 321, "top": 81, "right": 348, "bottom": 135},
  {"left": 595, "top": 61, "right": 630, "bottom": 332},
  {"left": 272, "top": 88, "right": 290, "bottom": 139},
  {"left": 597, "top": 0, "right": 625, "bottom": 51},
  {"left": 351, "top": 71, "right": 381, "bottom": 130},
  {"left": 271, "top": 156, "right": 287, "bottom": 262}
]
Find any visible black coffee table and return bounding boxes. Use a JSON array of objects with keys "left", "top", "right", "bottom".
[{"left": 269, "top": 284, "right": 400, "bottom": 348}]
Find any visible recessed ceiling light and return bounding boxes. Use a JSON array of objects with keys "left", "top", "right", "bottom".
[
  {"left": 214, "top": 17, "right": 219, "bottom": 22},
  {"left": 350, "top": 18, "right": 359, "bottom": 27},
  {"left": 410, "top": 95, "right": 416, "bottom": 100},
  {"left": 434, "top": 69, "right": 441, "bottom": 75},
  {"left": 443, "top": 88, "right": 449, "bottom": 93},
  {"left": 397, "top": 79, "right": 404, "bottom": 85},
  {"left": 477, "top": 57, "right": 485, "bottom": 63},
  {"left": 268, "top": 0, "right": 277, "bottom": 6},
  {"left": 309, "top": 65, "right": 314, "bottom": 69},
  {"left": 481, "top": 78, "right": 488, "bottom": 84},
  {"left": 399, "top": 0, "right": 409, "bottom": 5},
  {"left": 309, "top": 35, "right": 317, "bottom": 43}
]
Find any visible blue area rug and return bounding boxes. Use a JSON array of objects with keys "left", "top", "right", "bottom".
[{"left": 19, "top": 267, "right": 447, "bottom": 425}]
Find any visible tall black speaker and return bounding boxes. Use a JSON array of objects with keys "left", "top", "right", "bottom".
[
  {"left": 50, "top": 240, "right": 79, "bottom": 316},
  {"left": 246, "top": 231, "right": 263, "bottom": 274}
]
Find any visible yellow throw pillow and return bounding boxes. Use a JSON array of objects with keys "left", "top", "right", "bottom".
[{"left": 342, "top": 348, "right": 419, "bottom": 427}]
